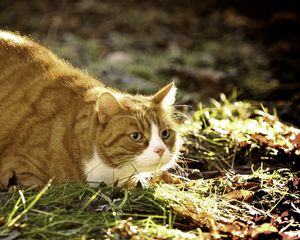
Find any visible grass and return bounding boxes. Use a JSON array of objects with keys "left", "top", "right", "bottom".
[
  {"left": 1, "top": 95, "right": 300, "bottom": 239},
  {"left": 1, "top": 169, "right": 299, "bottom": 239}
]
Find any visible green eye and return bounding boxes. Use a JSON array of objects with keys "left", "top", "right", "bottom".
[
  {"left": 161, "top": 129, "right": 171, "bottom": 140},
  {"left": 129, "top": 132, "right": 143, "bottom": 142}
]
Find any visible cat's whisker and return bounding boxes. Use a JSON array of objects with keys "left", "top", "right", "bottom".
[
  {"left": 171, "top": 162, "right": 186, "bottom": 173},
  {"left": 173, "top": 111, "right": 192, "bottom": 120},
  {"left": 173, "top": 104, "right": 192, "bottom": 108}
]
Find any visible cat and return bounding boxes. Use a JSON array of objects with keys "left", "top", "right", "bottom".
[{"left": 0, "top": 30, "right": 181, "bottom": 188}]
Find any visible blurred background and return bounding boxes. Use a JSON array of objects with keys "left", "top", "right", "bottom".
[{"left": 0, "top": 0, "right": 299, "bottom": 126}]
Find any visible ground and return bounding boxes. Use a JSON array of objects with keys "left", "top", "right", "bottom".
[{"left": 0, "top": 1, "right": 300, "bottom": 239}]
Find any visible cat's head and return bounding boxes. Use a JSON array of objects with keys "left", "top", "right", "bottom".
[{"left": 94, "top": 82, "right": 181, "bottom": 177}]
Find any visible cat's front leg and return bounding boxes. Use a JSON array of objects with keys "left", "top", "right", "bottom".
[
  {"left": 0, "top": 169, "right": 45, "bottom": 189},
  {"left": 0, "top": 158, "right": 46, "bottom": 189}
]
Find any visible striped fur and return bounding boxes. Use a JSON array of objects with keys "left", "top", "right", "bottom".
[{"left": 0, "top": 31, "right": 180, "bottom": 188}]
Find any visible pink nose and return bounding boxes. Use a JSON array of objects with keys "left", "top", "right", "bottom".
[{"left": 154, "top": 147, "right": 165, "bottom": 158}]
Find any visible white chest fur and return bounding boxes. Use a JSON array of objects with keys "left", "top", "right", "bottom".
[
  {"left": 84, "top": 148, "right": 137, "bottom": 185},
  {"left": 84, "top": 123, "right": 176, "bottom": 186}
]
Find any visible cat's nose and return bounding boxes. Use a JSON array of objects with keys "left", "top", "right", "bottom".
[{"left": 154, "top": 147, "right": 165, "bottom": 158}]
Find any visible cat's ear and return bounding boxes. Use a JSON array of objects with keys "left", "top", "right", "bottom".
[
  {"left": 152, "top": 82, "right": 177, "bottom": 109},
  {"left": 97, "top": 92, "right": 122, "bottom": 123}
]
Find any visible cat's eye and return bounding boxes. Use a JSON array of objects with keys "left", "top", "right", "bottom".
[
  {"left": 161, "top": 129, "right": 171, "bottom": 140},
  {"left": 129, "top": 132, "right": 143, "bottom": 142}
]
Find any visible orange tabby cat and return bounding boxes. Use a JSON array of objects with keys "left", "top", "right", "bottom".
[{"left": 0, "top": 30, "right": 181, "bottom": 188}]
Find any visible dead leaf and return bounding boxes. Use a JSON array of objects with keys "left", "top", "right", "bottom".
[
  {"left": 150, "top": 171, "right": 182, "bottom": 185},
  {"left": 224, "top": 190, "right": 254, "bottom": 202},
  {"left": 124, "top": 179, "right": 137, "bottom": 189},
  {"left": 171, "top": 201, "right": 213, "bottom": 228},
  {"left": 280, "top": 230, "right": 300, "bottom": 240},
  {"left": 249, "top": 223, "right": 278, "bottom": 238},
  {"left": 251, "top": 134, "right": 270, "bottom": 145},
  {"left": 281, "top": 210, "right": 289, "bottom": 218},
  {"left": 238, "top": 141, "right": 251, "bottom": 148},
  {"left": 234, "top": 181, "right": 260, "bottom": 190},
  {"left": 293, "top": 175, "right": 299, "bottom": 189},
  {"left": 161, "top": 171, "right": 182, "bottom": 184},
  {"left": 291, "top": 133, "right": 300, "bottom": 148}
]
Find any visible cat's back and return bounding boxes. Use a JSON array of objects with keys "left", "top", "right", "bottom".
[
  {"left": 0, "top": 30, "right": 101, "bottom": 92},
  {"left": 0, "top": 30, "right": 63, "bottom": 87},
  {"left": 0, "top": 31, "right": 62, "bottom": 143},
  {"left": 0, "top": 31, "right": 100, "bottom": 146},
  {"left": 0, "top": 30, "right": 63, "bottom": 78},
  {"left": 0, "top": 30, "right": 30, "bottom": 49}
]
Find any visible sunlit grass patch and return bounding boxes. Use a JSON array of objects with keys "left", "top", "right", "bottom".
[{"left": 180, "top": 93, "right": 300, "bottom": 174}]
